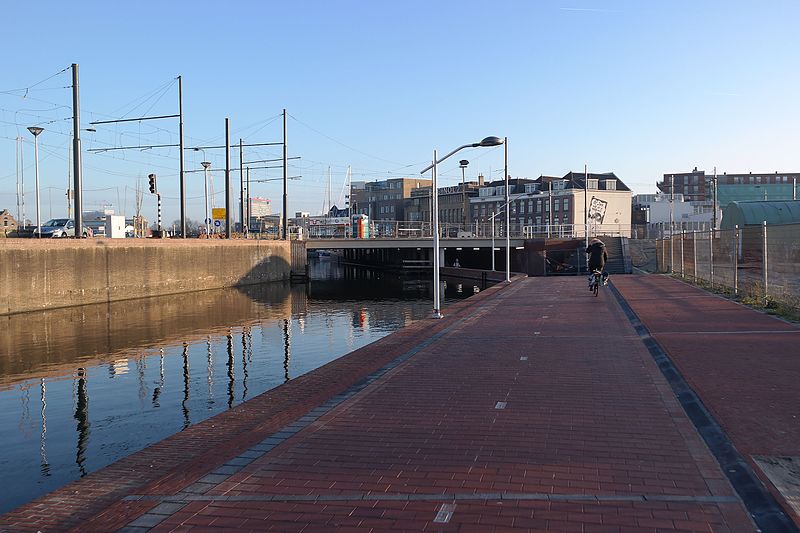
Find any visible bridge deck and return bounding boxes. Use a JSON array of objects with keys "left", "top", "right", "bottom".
[{"left": 2, "top": 275, "right": 798, "bottom": 532}]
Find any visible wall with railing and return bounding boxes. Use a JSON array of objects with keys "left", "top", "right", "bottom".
[{"left": 656, "top": 222, "right": 800, "bottom": 307}]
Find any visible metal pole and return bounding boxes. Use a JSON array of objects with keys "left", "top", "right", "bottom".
[
  {"left": 282, "top": 109, "right": 288, "bottom": 240},
  {"left": 33, "top": 134, "right": 41, "bottom": 236},
  {"left": 763, "top": 220, "right": 768, "bottom": 305},
  {"left": 201, "top": 162, "right": 210, "bottom": 236},
  {"left": 72, "top": 64, "right": 83, "bottom": 235},
  {"left": 246, "top": 166, "right": 250, "bottom": 237},
  {"left": 712, "top": 167, "right": 718, "bottom": 230},
  {"left": 239, "top": 138, "right": 244, "bottom": 234},
  {"left": 709, "top": 228, "right": 714, "bottom": 288},
  {"left": 432, "top": 149, "right": 442, "bottom": 318},
  {"left": 16, "top": 137, "right": 22, "bottom": 224},
  {"left": 692, "top": 230, "right": 697, "bottom": 281},
  {"left": 793, "top": 177, "right": 797, "bottom": 201},
  {"left": 225, "top": 118, "right": 231, "bottom": 239},
  {"left": 733, "top": 224, "right": 739, "bottom": 295},
  {"left": 491, "top": 213, "right": 496, "bottom": 271},
  {"left": 157, "top": 193, "right": 162, "bottom": 233},
  {"left": 461, "top": 164, "right": 467, "bottom": 227},
  {"left": 584, "top": 164, "right": 589, "bottom": 272},
  {"left": 548, "top": 180, "right": 552, "bottom": 238},
  {"left": 178, "top": 75, "right": 186, "bottom": 238},
  {"left": 504, "top": 137, "right": 510, "bottom": 282},
  {"left": 680, "top": 231, "right": 685, "bottom": 277}
]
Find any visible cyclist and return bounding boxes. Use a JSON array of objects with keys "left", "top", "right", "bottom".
[{"left": 586, "top": 238, "right": 609, "bottom": 289}]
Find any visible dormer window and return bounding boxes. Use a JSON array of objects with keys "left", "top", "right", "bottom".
[
  {"left": 587, "top": 179, "right": 599, "bottom": 189},
  {"left": 603, "top": 179, "right": 617, "bottom": 190}
]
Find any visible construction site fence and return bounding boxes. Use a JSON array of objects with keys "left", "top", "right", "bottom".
[{"left": 656, "top": 222, "right": 800, "bottom": 308}]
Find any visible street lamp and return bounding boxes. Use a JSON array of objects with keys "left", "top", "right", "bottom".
[
  {"left": 459, "top": 159, "right": 469, "bottom": 227},
  {"left": 490, "top": 209, "right": 504, "bottom": 271},
  {"left": 27, "top": 126, "right": 44, "bottom": 238},
  {"left": 201, "top": 161, "right": 211, "bottom": 236},
  {"left": 421, "top": 136, "right": 503, "bottom": 318}
]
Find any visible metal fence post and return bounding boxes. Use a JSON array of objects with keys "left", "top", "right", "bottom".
[
  {"left": 733, "top": 224, "right": 739, "bottom": 296},
  {"left": 709, "top": 228, "right": 714, "bottom": 289},
  {"left": 680, "top": 231, "right": 685, "bottom": 277},
  {"left": 670, "top": 231, "right": 674, "bottom": 274},
  {"left": 692, "top": 230, "right": 697, "bottom": 281},
  {"left": 763, "top": 220, "right": 768, "bottom": 306}
]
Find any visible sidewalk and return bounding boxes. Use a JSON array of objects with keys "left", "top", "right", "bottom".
[{"left": 2, "top": 275, "right": 795, "bottom": 532}]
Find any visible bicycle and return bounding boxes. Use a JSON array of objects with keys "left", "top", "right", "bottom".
[{"left": 588, "top": 269, "right": 607, "bottom": 297}]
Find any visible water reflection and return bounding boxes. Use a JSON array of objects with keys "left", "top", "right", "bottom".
[
  {"left": 74, "top": 368, "right": 89, "bottom": 477},
  {"left": 283, "top": 319, "right": 291, "bottom": 382},
  {"left": 0, "top": 260, "right": 486, "bottom": 514},
  {"left": 40, "top": 379, "right": 49, "bottom": 476}
]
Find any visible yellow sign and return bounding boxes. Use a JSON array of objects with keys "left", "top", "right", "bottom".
[{"left": 212, "top": 208, "right": 226, "bottom": 220}]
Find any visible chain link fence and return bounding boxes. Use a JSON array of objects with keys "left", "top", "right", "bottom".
[{"left": 656, "top": 222, "right": 800, "bottom": 309}]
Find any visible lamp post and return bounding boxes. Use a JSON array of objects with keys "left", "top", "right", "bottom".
[
  {"left": 421, "top": 136, "right": 503, "bottom": 318},
  {"left": 27, "top": 126, "right": 44, "bottom": 238},
  {"left": 503, "top": 137, "right": 509, "bottom": 283},
  {"left": 459, "top": 159, "right": 469, "bottom": 228},
  {"left": 201, "top": 161, "right": 211, "bottom": 236},
  {"left": 490, "top": 210, "right": 504, "bottom": 271}
]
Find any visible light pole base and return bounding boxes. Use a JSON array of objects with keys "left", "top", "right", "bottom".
[{"left": 431, "top": 310, "right": 444, "bottom": 319}]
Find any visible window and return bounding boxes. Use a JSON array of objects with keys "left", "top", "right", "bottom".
[
  {"left": 587, "top": 179, "right": 599, "bottom": 189},
  {"left": 554, "top": 200, "right": 560, "bottom": 212},
  {"left": 603, "top": 180, "right": 616, "bottom": 191},
  {"left": 537, "top": 199, "right": 542, "bottom": 212},
  {"left": 563, "top": 198, "right": 570, "bottom": 211},
  {"left": 520, "top": 202, "right": 526, "bottom": 214}
]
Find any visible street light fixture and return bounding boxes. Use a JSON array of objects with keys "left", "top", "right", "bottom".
[
  {"left": 421, "top": 136, "right": 503, "bottom": 318},
  {"left": 27, "top": 126, "right": 44, "bottom": 238}
]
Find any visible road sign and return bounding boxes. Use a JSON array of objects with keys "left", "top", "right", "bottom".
[
  {"left": 212, "top": 207, "right": 226, "bottom": 220},
  {"left": 214, "top": 220, "right": 221, "bottom": 227}
]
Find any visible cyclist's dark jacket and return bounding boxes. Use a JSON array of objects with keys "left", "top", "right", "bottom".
[{"left": 586, "top": 241, "right": 608, "bottom": 271}]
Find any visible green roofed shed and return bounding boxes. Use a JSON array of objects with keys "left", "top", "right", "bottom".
[{"left": 720, "top": 200, "right": 800, "bottom": 229}]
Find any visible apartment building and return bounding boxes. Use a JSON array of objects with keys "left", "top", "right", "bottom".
[
  {"left": 659, "top": 168, "right": 799, "bottom": 204},
  {"left": 471, "top": 172, "right": 633, "bottom": 236},
  {"left": 350, "top": 177, "right": 431, "bottom": 221}
]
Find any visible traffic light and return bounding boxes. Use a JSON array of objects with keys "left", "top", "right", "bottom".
[{"left": 148, "top": 174, "right": 157, "bottom": 194}]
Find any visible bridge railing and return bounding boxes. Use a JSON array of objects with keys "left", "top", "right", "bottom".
[{"left": 303, "top": 220, "right": 632, "bottom": 240}]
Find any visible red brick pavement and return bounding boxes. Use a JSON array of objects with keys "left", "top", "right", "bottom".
[
  {"left": 0, "top": 276, "right": 766, "bottom": 532},
  {"left": 614, "top": 275, "right": 800, "bottom": 525}
]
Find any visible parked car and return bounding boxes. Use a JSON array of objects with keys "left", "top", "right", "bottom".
[{"left": 33, "top": 219, "right": 91, "bottom": 238}]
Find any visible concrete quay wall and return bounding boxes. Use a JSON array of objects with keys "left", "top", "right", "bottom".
[{"left": 0, "top": 239, "right": 292, "bottom": 315}]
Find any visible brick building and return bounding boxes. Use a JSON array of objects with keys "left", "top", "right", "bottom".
[{"left": 0, "top": 210, "right": 18, "bottom": 236}]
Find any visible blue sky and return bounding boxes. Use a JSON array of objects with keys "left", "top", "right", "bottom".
[{"left": 1, "top": 0, "right": 798, "bottom": 224}]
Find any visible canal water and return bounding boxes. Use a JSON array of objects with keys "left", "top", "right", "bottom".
[{"left": 0, "top": 260, "right": 485, "bottom": 514}]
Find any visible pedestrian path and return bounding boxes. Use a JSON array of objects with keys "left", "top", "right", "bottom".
[{"left": 2, "top": 275, "right": 797, "bottom": 532}]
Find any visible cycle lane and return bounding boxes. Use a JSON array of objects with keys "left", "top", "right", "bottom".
[
  {"left": 108, "top": 277, "right": 754, "bottom": 532},
  {"left": 613, "top": 274, "right": 800, "bottom": 529}
]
